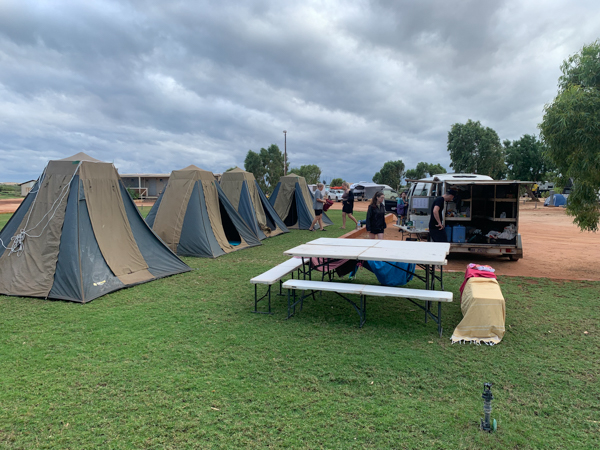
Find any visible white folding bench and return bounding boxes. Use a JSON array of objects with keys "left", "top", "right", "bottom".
[
  {"left": 282, "top": 279, "right": 453, "bottom": 336},
  {"left": 250, "top": 258, "right": 305, "bottom": 314}
]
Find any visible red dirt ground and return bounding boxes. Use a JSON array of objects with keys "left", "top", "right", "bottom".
[
  {"left": 0, "top": 198, "right": 23, "bottom": 214},
  {"left": 330, "top": 200, "right": 600, "bottom": 281},
  {"left": 2, "top": 198, "right": 599, "bottom": 281}
]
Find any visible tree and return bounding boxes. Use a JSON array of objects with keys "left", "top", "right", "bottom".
[
  {"left": 447, "top": 119, "right": 506, "bottom": 179},
  {"left": 244, "top": 150, "right": 268, "bottom": 193},
  {"left": 405, "top": 162, "right": 447, "bottom": 181},
  {"left": 372, "top": 160, "right": 405, "bottom": 191},
  {"left": 244, "top": 144, "right": 287, "bottom": 194},
  {"left": 539, "top": 40, "right": 600, "bottom": 231},
  {"left": 503, "top": 134, "right": 554, "bottom": 202},
  {"left": 260, "top": 144, "right": 286, "bottom": 190},
  {"left": 287, "top": 164, "right": 322, "bottom": 185},
  {"left": 225, "top": 167, "right": 237, "bottom": 172},
  {"left": 330, "top": 178, "right": 344, "bottom": 187},
  {"left": 426, "top": 163, "right": 447, "bottom": 177},
  {"left": 244, "top": 150, "right": 267, "bottom": 192}
]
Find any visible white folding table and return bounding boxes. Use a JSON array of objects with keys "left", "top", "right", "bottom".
[
  {"left": 284, "top": 239, "right": 450, "bottom": 290},
  {"left": 282, "top": 239, "right": 451, "bottom": 331}
]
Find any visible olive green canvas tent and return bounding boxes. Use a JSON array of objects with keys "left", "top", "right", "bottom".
[
  {"left": 269, "top": 173, "right": 333, "bottom": 229},
  {"left": 145, "top": 165, "right": 261, "bottom": 258},
  {"left": 0, "top": 153, "right": 191, "bottom": 303},
  {"left": 219, "top": 168, "right": 289, "bottom": 239}
]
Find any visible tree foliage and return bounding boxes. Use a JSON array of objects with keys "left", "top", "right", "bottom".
[
  {"left": 447, "top": 119, "right": 506, "bottom": 179},
  {"left": 330, "top": 178, "right": 344, "bottom": 187},
  {"left": 288, "top": 164, "right": 322, "bottom": 185},
  {"left": 405, "top": 162, "right": 447, "bottom": 181},
  {"left": 539, "top": 40, "right": 600, "bottom": 231},
  {"left": 372, "top": 160, "right": 405, "bottom": 191},
  {"left": 244, "top": 144, "right": 287, "bottom": 194},
  {"left": 504, "top": 134, "right": 554, "bottom": 202},
  {"left": 244, "top": 150, "right": 268, "bottom": 193},
  {"left": 504, "top": 134, "right": 553, "bottom": 182}
]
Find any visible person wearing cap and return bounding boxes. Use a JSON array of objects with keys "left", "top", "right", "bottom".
[{"left": 429, "top": 189, "right": 456, "bottom": 242}]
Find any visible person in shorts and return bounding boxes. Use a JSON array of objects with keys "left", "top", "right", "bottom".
[
  {"left": 340, "top": 181, "right": 358, "bottom": 229},
  {"left": 309, "top": 183, "right": 327, "bottom": 231}
]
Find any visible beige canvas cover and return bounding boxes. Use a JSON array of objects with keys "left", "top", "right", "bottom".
[
  {"left": 219, "top": 168, "right": 245, "bottom": 210},
  {"left": 451, "top": 278, "right": 506, "bottom": 345},
  {"left": 0, "top": 161, "right": 78, "bottom": 297},
  {"left": 272, "top": 173, "right": 315, "bottom": 229},
  {"left": 152, "top": 166, "right": 248, "bottom": 253},
  {"left": 79, "top": 162, "right": 154, "bottom": 284},
  {"left": 220, "top": 168, "right": 278, "bottom": 236},
  {"left": 151, "top": 166, "right": 201, "bottom": 252},
  {"left": 60, "top": 152, "right": 101, "bottom": 162}
]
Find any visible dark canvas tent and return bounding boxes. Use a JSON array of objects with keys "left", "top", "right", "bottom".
[
  {"left": 0, "top": 153, "right": 190, "bottom": 303},
  {"left": 146, "top": 165, "right": 261, "bottom": 257},
  {"left": 220, "top": 168, "right": 289, "bottom": 239},
  {"left": 269, "top": 174, "right": 333, "bottom": 229}
]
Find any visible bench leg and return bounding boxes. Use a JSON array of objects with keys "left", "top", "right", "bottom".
[
  {"left": 438, "top": 301, "right": 443, "bottom": 337},
  {"left": 359, "top": 295, "right": 366, "bottom": 328},
  {"left": 252, "top": 284, "right": 273, "bottom": 315}
]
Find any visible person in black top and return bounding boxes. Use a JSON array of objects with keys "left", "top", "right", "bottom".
[
  {"left": 429, "top": 190, "right": 456, "bottom": 242},
  {"left": 366, "top": 191, "right": 386, "bottom": 239},
  {"left": 340, "top": 181, "right": 358, "bottom": 229}
]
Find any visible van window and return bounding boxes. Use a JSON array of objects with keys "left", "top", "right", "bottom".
[{"left": 414, "top": 183, "right": 429, "bottom": 196}]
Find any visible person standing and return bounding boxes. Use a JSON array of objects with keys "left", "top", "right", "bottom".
[
  {"left": 396, "top": 191, "right": 407, "bottom": 225},
  {"left": 309, "top": 183, "right": 327, "bottom": 232},
  {"left": 340, "top": 182, "right": 358, "bottom": 229},
  {"left": 429, "top": 190, "right": 456, "bottom": 242},
  {"left": 366, "top": 191, "right": 386, "bottom": 239}
]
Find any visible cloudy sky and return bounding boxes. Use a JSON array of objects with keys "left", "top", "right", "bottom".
[{"left": 0, "top": 0, "right": 598, "bottom": 183}]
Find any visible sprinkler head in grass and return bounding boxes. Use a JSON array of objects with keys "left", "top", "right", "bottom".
[{"left": 480, "top": 382, "right": 497, "bottom": 432}]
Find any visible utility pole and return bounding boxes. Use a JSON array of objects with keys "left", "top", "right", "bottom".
[{"left": 283, "top": 130, "right": 287, "bottom": 176}]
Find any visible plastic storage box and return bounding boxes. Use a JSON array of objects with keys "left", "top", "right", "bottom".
[
  {"left": 452, "top": 225, "right": 466, "bottom": 243},
  {"left": 445, "top": 225, "right": 453, "bottom": 242}
]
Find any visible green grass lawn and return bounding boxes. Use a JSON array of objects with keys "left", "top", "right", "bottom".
[{"left": 0, "top": 210, "right": 598, "bottom": 449}]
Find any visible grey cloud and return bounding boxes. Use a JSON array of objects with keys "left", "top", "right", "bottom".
[{"left": 1, "top": 0, "right": 599, "bottom": 184}]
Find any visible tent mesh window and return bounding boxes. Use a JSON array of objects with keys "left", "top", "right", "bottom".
[
  {"left": 283, "top": 195, "right": 298, "bottom": 227},
  {"left": 218, "top": 199, "right": 242, "bottom": 245}
]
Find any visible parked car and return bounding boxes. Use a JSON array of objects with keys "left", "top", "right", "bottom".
[
  {"left": 327, "top": 189, "right": 344, "bottom": 201},
  {"left": 382, "top": 188, "right": 398, "bottom": 212}
]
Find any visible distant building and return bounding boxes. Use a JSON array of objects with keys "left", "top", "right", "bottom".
[
  {"left": 119, "top": 174, "right": 170, "bottom": 199},
  {"left": 19, "top": 180, "right": 36, "bottom": 197}
]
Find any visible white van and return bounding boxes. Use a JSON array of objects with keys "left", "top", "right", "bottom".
[{"left": 407, "top": 173, "right": 531, "bottom": 260}]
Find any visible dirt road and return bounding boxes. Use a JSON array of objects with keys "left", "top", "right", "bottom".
[{"left": 0, "top": 198, "right": 23, "bottom": 214}]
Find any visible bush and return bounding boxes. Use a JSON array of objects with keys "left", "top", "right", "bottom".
[
  {"left": 126, "top": 188, "right": 140, "bottom": 200},
  {"left": 0, "top": 184, "right": 20, "bottom": 197}
]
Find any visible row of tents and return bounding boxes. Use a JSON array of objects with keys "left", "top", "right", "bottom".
[{"left": 0, "top": 153, "right": 333, "bottom": 303}]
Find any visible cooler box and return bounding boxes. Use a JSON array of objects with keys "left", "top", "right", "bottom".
[
  {"left": 415, "top": 219, "right": 427, "bottom": 230},
  {"left": 445, "top": 225, "right": 453, "bottom": 242},
  {"left": 452, "top": 225, "right": 466, "bottom": 243}
]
